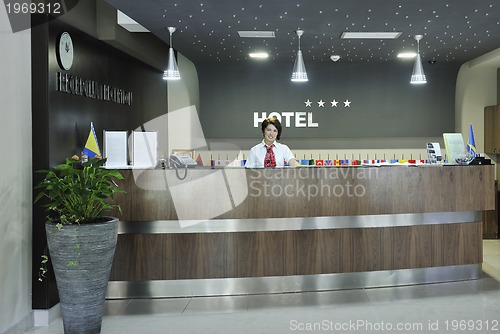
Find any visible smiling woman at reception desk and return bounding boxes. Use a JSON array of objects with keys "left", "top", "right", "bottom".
[
  {"left": 106, "top": 165, "right": 494, "bottom": 298},
  {"left": 245, "top": 117, "right": 300, "bottom": 168}
]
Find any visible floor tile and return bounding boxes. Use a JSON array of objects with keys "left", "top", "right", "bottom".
[{"left": 25, "top": 240, "right": 500, "bottom": 334}]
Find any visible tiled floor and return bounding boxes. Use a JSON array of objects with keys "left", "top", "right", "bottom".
[{"left": 27, "top": 240, "right": 500, "bottom": 334}]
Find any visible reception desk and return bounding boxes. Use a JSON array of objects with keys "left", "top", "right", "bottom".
[{"left": 107, "top": 165, "right": 494, "bottom": 298}]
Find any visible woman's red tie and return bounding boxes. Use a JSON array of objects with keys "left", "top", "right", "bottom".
[{"left": 264, "top": 144, "right": 276, "bottom": 168}]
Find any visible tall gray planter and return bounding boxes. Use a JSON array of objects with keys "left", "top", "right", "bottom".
[{"left": 45, "top": 217, "right": 119, "bottom": 334}]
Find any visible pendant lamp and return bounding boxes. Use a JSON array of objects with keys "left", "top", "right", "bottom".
[
  {"left": 410, "top": 35, "right": 426, "bottom": 84},
  {"left": 163, "top": 27, "right": 181, "bottom": 80},
  {"left": 291, "top": 29, "right": 308, "bottom": 82}
]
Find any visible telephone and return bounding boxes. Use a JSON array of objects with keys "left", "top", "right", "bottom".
[{"left": 170, "top": 153, "right": 197, "bottom": 168}]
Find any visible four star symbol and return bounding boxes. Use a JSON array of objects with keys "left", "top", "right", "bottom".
[{"left": 304, "top": 99, "right": 351, "bottom": 108}]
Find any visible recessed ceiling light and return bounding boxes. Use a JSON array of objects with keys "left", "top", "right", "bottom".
[
  {"left": 397, "top": 52, "right": 417, "bottom": 59},
  {"left": 238, "top": 31, "right": 275, "bottom": 38},
  {"left": 341, "top": 32, "right": 402, "bottom": 39},
  {"left": 249, "top": 52, "right": 269, "bottom": 59}
]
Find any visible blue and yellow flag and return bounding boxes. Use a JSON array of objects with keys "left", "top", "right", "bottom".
[
  {"left": 82, "top": 122, "right": 101, "bottom": 158},
  {"left": 467, "top": 123, "right": 477, "bottom": 157}
]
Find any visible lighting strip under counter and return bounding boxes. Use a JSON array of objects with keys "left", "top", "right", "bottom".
[
  {"left": 107, "top": 264, "right": 481, "bottom": 299},
  {"left": 118, "top": 211, "right": 480, "bottom": 234}
]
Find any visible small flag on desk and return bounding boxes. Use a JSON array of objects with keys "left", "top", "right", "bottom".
[
  {"left": 82, "top": 122, "right": 101, "bottom": 158},
  {"left": 315, "top": 154, "right": 324, "bottom": 166},
  {"left": 215, "top": 154, "right": 223, "bottom": 167},
  {"left": 196, "top": 153, "right": 204, "bottom": 166},
  {"left": 467, "top": 123, "right": 477, "bottom": 157},
  {"left": 324, "top": 154, "right": 332, "bottom": 166}
]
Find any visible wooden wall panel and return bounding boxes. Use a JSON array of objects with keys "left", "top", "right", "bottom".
[
  {"left": 340, "top": 228, "right": 381, "bottom": 273},
  {"left": 423, "top": 167, "right": 452, "bottom": 212},
  {"left": 114, "top": 166, "right": 494, "bottom": 221},
  {"left": 293, "top": 230, "right": 341, "bottom": 275},
  {"left": 442, "top": 222, "right": 482, "bottom": 266},
  {"left": 392, "top": 226, "right": 432, "bottom": 269},
  {"left": 235, "top": 232, "right": 285, "bottom": 277},
  {"left": 162, "top": 234, "right": 176, "bottom": 280},
  {"left": 430, "top": 224, "right": 444, "bottom": 267},
  {"left": 482, "top": 181, "right": 498, "bottom": 239},
  {"left": 110, "top": 222, "right": 483, "bottom": 281},
  {"left": 283, "top": 231, "right": 296, "bottom": 276},
  {"left": 110, "top": 234, "right": 165, "bottom": 281},
  {"left": 174, "top": 233, "right": 228, "bottom": 279},
  {"left": 225, "top": 232, "right": 238, "bottom": 278},
  {"left": 380, "top": 228, "right": 394, "bottom": 270},
  {"left": 361, "top": 168, "right": 425, "bottom": 215},
  {"left": 130, "top": 171, "right": 177, "bottom": 221},
  {"left": 109, "top": 166, "right": 491, "bottom": 281}
]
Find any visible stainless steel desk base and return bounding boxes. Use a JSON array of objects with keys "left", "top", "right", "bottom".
[{"left": 107, "top": 264, "right": 481, "bottom": 299}]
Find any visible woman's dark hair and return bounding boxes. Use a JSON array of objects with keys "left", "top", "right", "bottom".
[{"left": 261, "top": 117, "right": 282, "bottom": 140}]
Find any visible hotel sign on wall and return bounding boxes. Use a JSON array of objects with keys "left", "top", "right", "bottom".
[
  {"left": 253, "top": 98, "right": 352, "bottom": 128},
  {"left": 55, "top": 31, "right": 133, "bottom": 106},
  {"left": 56, "top": 72, "right": 133, "bottom": 106}
]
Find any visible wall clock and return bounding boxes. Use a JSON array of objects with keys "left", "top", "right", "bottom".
[{"left": 57, "top": 31, "right": 74, "bottom": 71}]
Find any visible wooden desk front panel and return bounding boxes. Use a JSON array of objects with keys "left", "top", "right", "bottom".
[
  {"left": 110, "top": 222, "right": 482, "bottom": 281},
  {"left": 111, "top": 166, "right": 494, "bottom": 220},
  {"left": 109, "top": 166, "right": 490, "bottom": 281}
]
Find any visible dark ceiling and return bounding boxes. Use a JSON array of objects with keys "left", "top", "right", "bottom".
[{"left": 105, "top": 0, "right": 500, "bottom": 65}]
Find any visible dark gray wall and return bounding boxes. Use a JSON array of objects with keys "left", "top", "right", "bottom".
[
  {"left": 37, "top": 18, "right": 167, "bottom": 166},
  {"left": 497, "top": 68, "right": 500, "bottom": 104},
  {"left": 198, "top": 60, "right": 459, "bottom": 147},
  {"left": 32, "top": 15, "right": 167, "bottom": 309}
]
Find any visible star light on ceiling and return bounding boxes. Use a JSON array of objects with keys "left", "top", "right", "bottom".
[{"left": 114, "top": 1, "right": 500, "bottom": 64}]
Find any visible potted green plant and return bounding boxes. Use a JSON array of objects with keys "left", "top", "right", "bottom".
[{"left": 34, "top": 155, "right": 124, "bottom": 334}]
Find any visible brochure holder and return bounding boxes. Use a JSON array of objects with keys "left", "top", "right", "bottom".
[
  {"left": 103, "top": 130, "right": 128, "bottom": 168},
  {"left": 443, "top": 133, "right": 466, "bottom": 165},
  {"left": 426, "top": 142, "right": 442, "bottom": 164},
  {"left": 132, "top": 131, "right": 158, "bottom": 168}
]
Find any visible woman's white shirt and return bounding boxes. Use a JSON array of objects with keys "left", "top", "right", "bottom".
[{"left": 245, "top": 140, "right": 295, "bottom": 168}]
